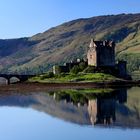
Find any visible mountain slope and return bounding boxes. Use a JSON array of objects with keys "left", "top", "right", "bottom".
[{"left": 0, "top": 13, "right": 140, "bottom": 74}]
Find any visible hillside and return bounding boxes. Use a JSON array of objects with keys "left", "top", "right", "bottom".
[{"left": 0, "top": 13, "right": 140, "bottom": 74}]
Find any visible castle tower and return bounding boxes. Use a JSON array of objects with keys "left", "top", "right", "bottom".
[
  {"left": 87, "top": 39, "right": 115, "bottom": 67},
  {"left": 87, "top": 39, "right": 97, "bottom": 66}
]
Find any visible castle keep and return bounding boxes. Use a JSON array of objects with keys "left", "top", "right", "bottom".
[{"left": 87, "top": 39, "right": 115, "bottom": 67}]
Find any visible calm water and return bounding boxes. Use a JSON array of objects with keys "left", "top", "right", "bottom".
[{"left": 0, "top": 86, "right": 140, "bottom": 140}]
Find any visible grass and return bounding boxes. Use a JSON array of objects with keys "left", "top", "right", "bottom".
[
  {"left": 116, "top": 24, "right": 140, "bottom": 54},
  {"left": 48, "top": 88, "right": 115, "bottom": 104},
  {"left": 29, "top": 73, "right": 117, "bottom": 83},
  {"left": 131, "top": 70, "right": 140, "bottom": 80}
]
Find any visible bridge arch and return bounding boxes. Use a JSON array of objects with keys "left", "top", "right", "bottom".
[
  {"left": 0, "top": 77, "right": 8, "bottom": 85},
  {"left": 9, "top": 77, "right": 20, "bottom": 84}
]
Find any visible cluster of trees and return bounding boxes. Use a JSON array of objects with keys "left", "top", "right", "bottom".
[{"left": 70, "top": 62, "right": 87, "bottom": 74}]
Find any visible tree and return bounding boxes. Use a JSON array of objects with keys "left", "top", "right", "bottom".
[
  {"left": 79, "top": 62, "right": 87, "bottom": 71},
  {"left": 70, "top": 65, "right": 80, "bottom": 74}
]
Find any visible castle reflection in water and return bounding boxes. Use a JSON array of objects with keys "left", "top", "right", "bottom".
[
  {"left": 0, "top": 87, "right": 138, "bottom": 128},
  {"left": 52, "top": 88, "right": 127, "bottom": 125}
]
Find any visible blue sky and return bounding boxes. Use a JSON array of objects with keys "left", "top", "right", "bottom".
[{"left": 0, "top": 0, "right": 140, "bottom": 39}]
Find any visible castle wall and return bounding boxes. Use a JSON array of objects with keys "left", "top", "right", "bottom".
[
  {"left": 53, "top": 59, "right": 87, "bottom": 74},
  {"left": 96, "top": 44, "right": 115, "bottom": 66},
  {"left": 117, "top": 61, "right": 127, "bottom": 77},
  {"left": 53, "top": 65, "right": 69, "bottom": 74},
  {"left": 87, "top": 48, "right": 97, "bottom": 66}
]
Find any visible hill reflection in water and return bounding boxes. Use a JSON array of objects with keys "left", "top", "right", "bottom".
[{"left": 0, "top": 87, "right": 139, "bottom": 128}]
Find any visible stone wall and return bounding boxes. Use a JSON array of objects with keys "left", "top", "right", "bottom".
[
  {"left": 96, "top": 42, "right": 115, "bottom": 66},
  {"left": 53, "top": 59, "right": 87, "bottom": 74},
  {"left": 87, "top": 47, "right": 97, "bottom": 66},
  {"left": 117, "top": 61, "right": 127, "bottom": 77}
]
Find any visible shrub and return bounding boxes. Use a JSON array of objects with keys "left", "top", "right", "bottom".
[
  {"left": 83, "top": 66, "right": 96, "bottom": 73},
  {"left": 79, "top": 62, "right": 87, "bottom": 71},
  {"left": 70, "top": 65, "right": 80, "bottom": 74},
  {"left": 40, "top": 72, "right": 54, "bottom": 80}
]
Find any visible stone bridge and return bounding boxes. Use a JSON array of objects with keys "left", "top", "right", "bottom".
[{"left": 0, "top": 74, "right": 36, "bottom": 85}]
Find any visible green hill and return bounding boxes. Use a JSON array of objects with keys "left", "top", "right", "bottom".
[{"left": 0, "top": 13, "right": 140, "bottom": 74}]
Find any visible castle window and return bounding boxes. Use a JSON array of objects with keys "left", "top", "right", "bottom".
[{"left": 90, "top": 55, "right": 92, "bottom": 59}]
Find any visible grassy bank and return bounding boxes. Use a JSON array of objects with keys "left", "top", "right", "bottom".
[{"left": 29, "top": 73, "right": 118, "bottom": 83}]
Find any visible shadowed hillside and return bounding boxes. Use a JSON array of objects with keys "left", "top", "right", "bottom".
[{"left": 0, "top": 13, "right": 140, "bottom": 74}]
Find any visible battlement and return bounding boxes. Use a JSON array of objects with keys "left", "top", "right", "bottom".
[
  {"left": 98, "top": 40, "right": 115, "bottom": 47},
  {"left": 89, "top": 39, "right": 115, "bottom": 48}
]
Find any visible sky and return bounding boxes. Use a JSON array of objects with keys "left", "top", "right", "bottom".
[{"left": 0, "top": 0, "right": 140, "bottom": 39}]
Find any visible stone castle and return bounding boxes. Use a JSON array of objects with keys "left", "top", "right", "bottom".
[
  {"left": 87, "top": 39, "right": 115, "bottom": 67},
  {"left": 53, "top": 39, "right": 127, "bottom": 78}
]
